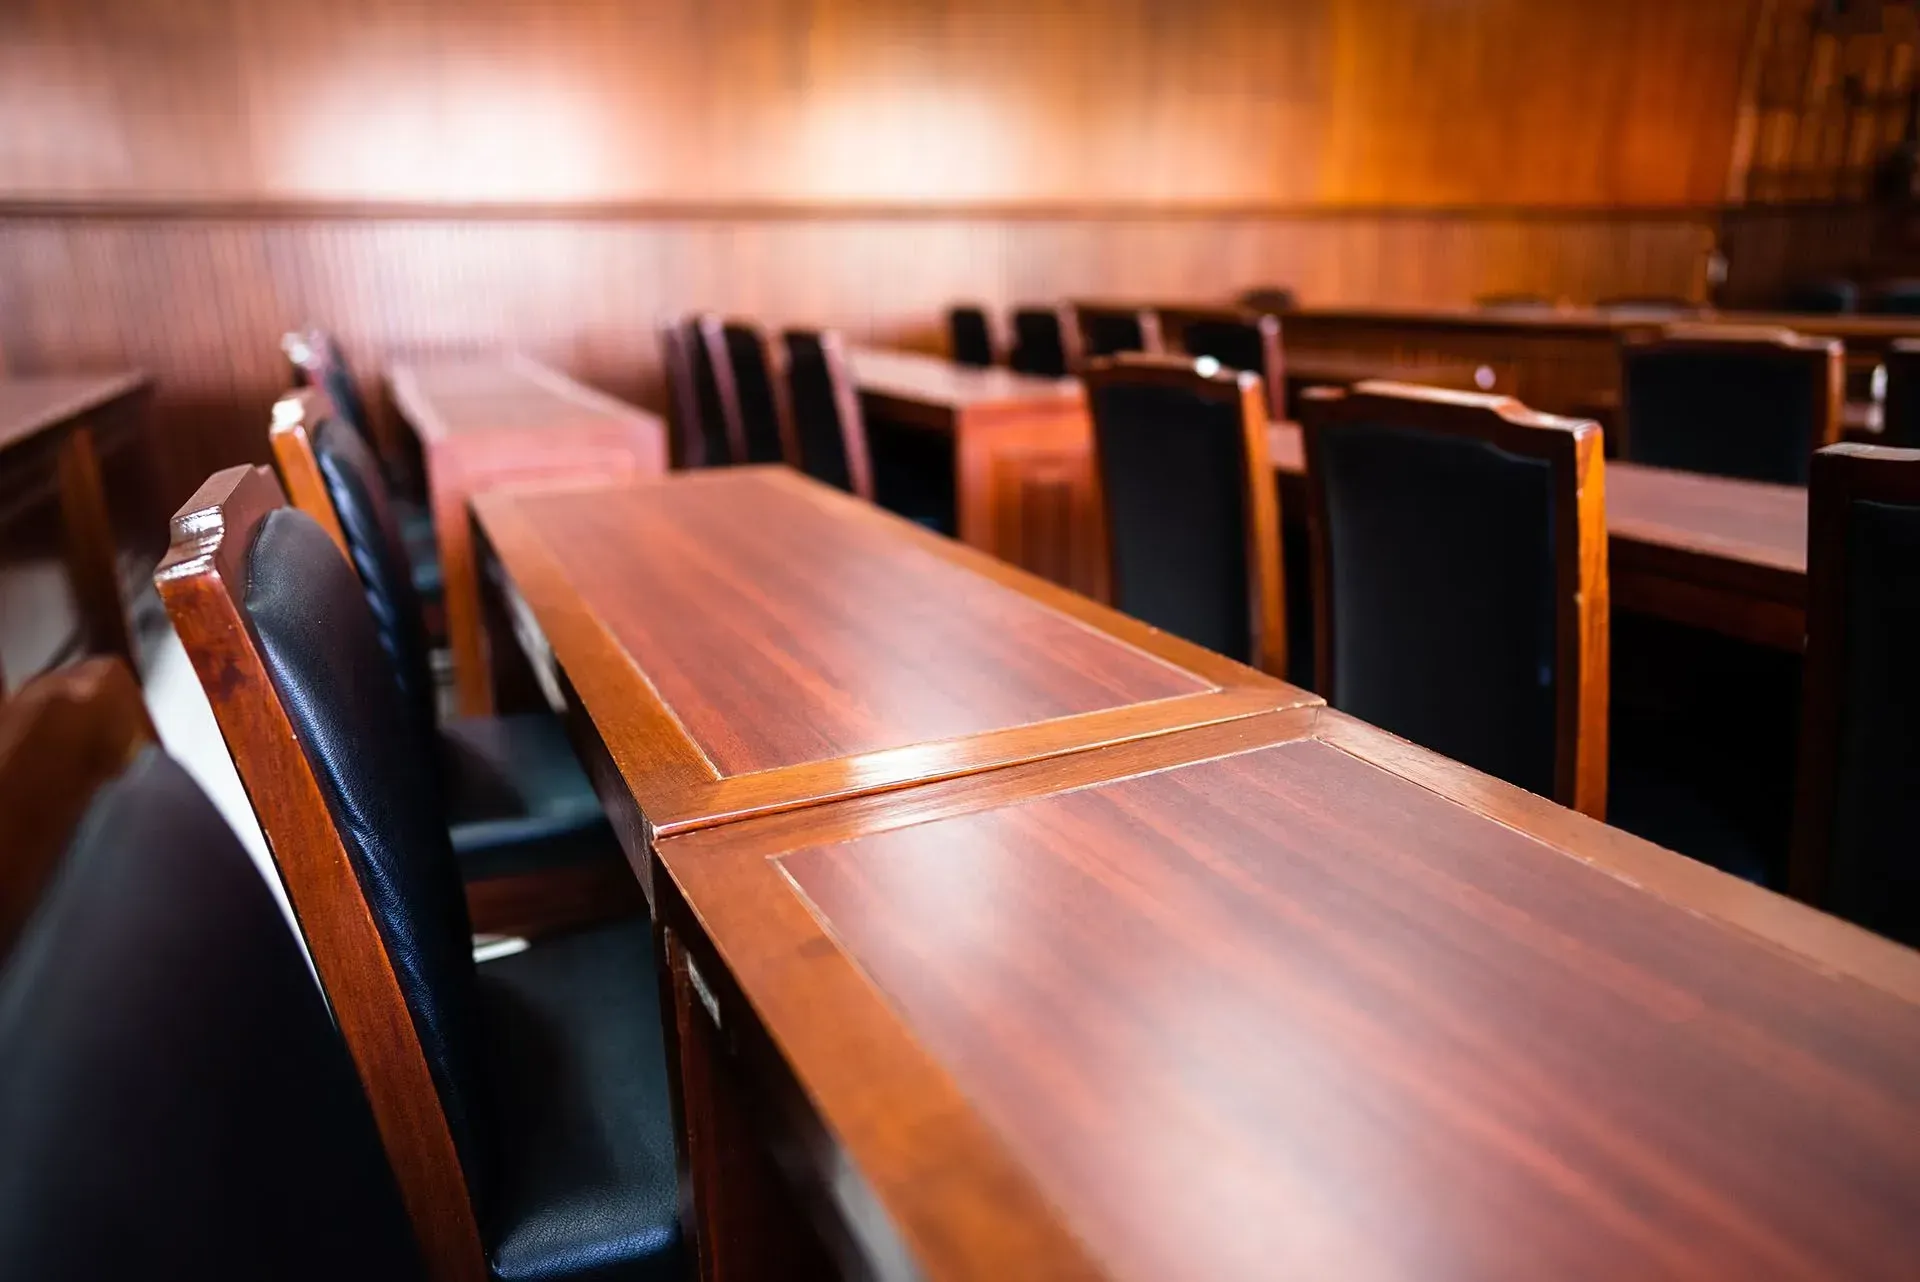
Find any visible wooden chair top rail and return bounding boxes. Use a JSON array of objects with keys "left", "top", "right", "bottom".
[
  {"left": 0, "top": 371, "right": 151, "bottom": 455},
  {"left": 657, "top": 702, "right": 1920, "bottom": 1282},
  {"left": 470, "top": 466, "right": 1316, "bottom": 853}
]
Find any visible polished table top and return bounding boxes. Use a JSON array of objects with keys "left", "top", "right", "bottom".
[
  {"left": 388, "top": 354, "right": 661, "bottom": 446},
  {"left": 849, "top": 347, "right": 1083, "bottom": 411},
  {"left": 0, "top": 372, "right": 150, "bottom": 455},
  {"left": 661, "top": 702, "right": 1920, "bottom": 1281},
  {"left": 472, "top": 466, "right": 1314, "bottom": 841}
]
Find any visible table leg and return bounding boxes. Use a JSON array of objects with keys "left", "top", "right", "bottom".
[{"left": 56, "top": 425, "right": 133, "bottom": 668}]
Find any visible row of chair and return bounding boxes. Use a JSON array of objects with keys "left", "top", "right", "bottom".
[
  {"left": 1785, "top": 277, "right": 1920, "bottom": 316},
  {"left": 656, "top": 314, "right": 874, "bottom": 497},
  {"left": 151, "top": 369, "right": 686, "bottom": 1281},
  {"left": 1080, "top": 354, "right": 1918, "bottom": 947}
]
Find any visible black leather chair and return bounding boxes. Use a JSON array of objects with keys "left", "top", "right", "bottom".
[
  {"left": 688, "top": 313, "right": 741, "bottom": 465},
  {"left": 269, "top": 393, "right": 628, "bottom": 923},
  {"left": 156, "top": 466, "right": 684, "bottom": 1282},
  {"left": 1784, "top": 279, "right": 1859, "bottom": 314},
  {"left": 947, "top": 305, "right": 995, "bottom": 367},
  {"left": 283, "top": 327, "right": 442, "bottom": 599},
  {"left": 658, "top": 319, "right": 712, "bottom": 469},
  {"left": 720, "top": 321, "right": 794, "bottom": 466},
  {"left": 1619, "top": 326, "right": 1843, "bottom": 485},
  {"left": 1881, "top": 339, "right": 1920, "bottom": 449},
  {"left": 0, "top": 661, "right": 425, "bottom": 1281},
  {"left": 1791, "top": 444, "right": 1920, "bottom": 947},
  {"left": 1083, "top": 355, "right": 1286, "bottom": 674},
  {"left": 1008, "top": 305, "right": 1079, "bottom": 377},
  {"left": 1074, "top": 304, "right": 1163, "bottom": 359},
  {"left": 1170, "top": 309, "right": 1287, "bottom": 419},
  {"left": 1299, "top": 381, "right": 1609, "bottom": 818},
  {"left": 782, "top": 328, "right": 873, "bottom": 499},
  {"left": 1867, "top": 280, "right": 1920, "bottom": 316}
]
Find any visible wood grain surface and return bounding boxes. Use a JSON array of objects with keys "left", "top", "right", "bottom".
[
  {"left": 658, "top": 704, "right": 1920, "bottom": 1282},
  {"left": 387, "top": 354, "right": 668, "bottom": 714},
  {"left": 472, "top": 466, "right": 1316, "bottom": 850}
]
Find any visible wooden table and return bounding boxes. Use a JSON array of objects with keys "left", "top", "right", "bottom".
[
  {"left": 849, "top": 348, "right": 1101, "bottom": 596},
  {"left": 387, "top": 355, "right": 668, "bottom": 715},
  {"left": 654, "top": 700, "right": 1920, "bottom": 1282},
  {"left": 470, "top": 465, "right": 1315, "bottom": 885},
  {"left": 0, "top": 373, "right": 153, "bottom": 692},
  {"left": 1268, "top": 423, "right": 1809, "bottom": 651}
]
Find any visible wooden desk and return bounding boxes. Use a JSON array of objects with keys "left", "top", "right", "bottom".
[
  {"left": 849, "top": 348, "right": 1100, "bottom": 596},
  {"left": 470, "top": 466, "right": 1316, "bottom": 887},
  {"left": 387, "top": 355, "right": 668, "bottom": 715},
  {"left": 1267, "top": 423, "right": 1808, "bottom": 650},
  {"left": 0, "top": 373, "right": 153, "bottom": 692},
  {"left": 655, "top": 702, "right": 1920, "bottom": 1282}
]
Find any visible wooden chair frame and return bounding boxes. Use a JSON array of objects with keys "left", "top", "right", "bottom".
[
  {"left": 1161, "top": 306, "right": 1288, "bottom": 420},
  {"left": 658, "top": 318, "right": 709, "bottom": 469},
  {"left": 1298, "top": 380, "right": 1610, "bottom": 819},
  {"left": 1081, "top": 354, "right": 1288, "bottom": 678},
  {"left": 267, "top": 387, "right": 352, "bottom": 557},
  {"left": 0, "top": 658, "right": 153, "bottom": 959},
  {"left": 781, "top": 327, "right": 875, "bottom": 501},
  {"left": 155, "top": 466, "right": 487, "bottom": 1282},
  {"left": 720, "top": 318, "right": 801, "bottom": 469},
  {"left": 1789, "top": 443, "right": 1920, "bottom": 907},
  {"left": 1619, "top": 324, "right": 1845, "bottom": 463}
]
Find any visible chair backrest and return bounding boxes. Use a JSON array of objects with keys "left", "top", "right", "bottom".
[
  {"left": 269, "top": 390, "right": 438, "bottom": 743},
  {"left": 721, "top": 320, "right": 797, "bottom": 466},
  {"left": 782, "top": 328, "right": 874, "bottom": 500},
  {"left": 1619, "top": 325, "right": 1843, "bottom": 485},
  {"left": 1300, "top": 381, "right": 1608, "bottom": 818},
  {"left": 283, "top": 327, "right": 376, "bottom": 446},
  {"left": 947, "top": 305, "right": 996, "bottom": 367},
  {"left": 1083, "top": 355, "right": 1285, "bottom": 674},
  {"left": 0, "top": 659, "right": 424, "bottom": 1281},
  {"left": 0, "top": 659, "right": 153, "bottom": 960},
  {"left": 657, "top": 319, "right": 709, "bottom": 469},
  {"left": 156, "top": 466, "right": 490, "bottom": 1282},
  {"left": 1009, "top": 304, "right": 1082, "bottom": 377},
  {"left": 1784, "top": 278, "right": 1860, "bottom": 315},
  {"left": 691, "top": 313, "right": 746, "bottom": 465},
  {"left": 1791, "top": 444, "right": 1920, "bottom": 948},
  {"left": 1867, "top": 280, "right": 1920, "bottom": 316},
  {"left": 1882, "top": 339, "right": 1920, "bottom": 449},
  {"left": 1168, "top": 308, "right": 1287, "bottom": 419},
  {"left": 1074, "top": 303, "right": 1164, "bottom": 359}
]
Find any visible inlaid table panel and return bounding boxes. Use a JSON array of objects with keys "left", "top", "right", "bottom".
[
  {"left": 387, "top": 355, "right": 668, "bottom": 715},
  {"left": 1267, "top": 421, "right": 1810, "bottom": 650},
  {"left": 471, "top": 466, "right": 1315, "bottom": 855},
  {"left": 654, "top": 705, "right": 1920, "bottom": 1282}
]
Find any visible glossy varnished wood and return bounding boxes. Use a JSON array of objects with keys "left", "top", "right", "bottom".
[
  {"left": 0, "top": 372, "right": 153, "bottom": 678},
  {"left": 1268, "top": 421, "right": 1811, "bottom": 650},
  {"left": 266, "top": 388, "right": 351, "bottom": 557},
  {"left": 655, "top": 703, "right": 1920, "bottom": 1282},
  {"left": 848, "top": 347, "right": 1105, "bottom": 595},
  {"left": 470, "top": 466, "right": 1316, "bottom": 859},
  {"left": 387, "top": 354, "right": 668, "bottom": 715},
  {"left": 154, "top": 466, "right": 486, "bottom": 1282},
  {"left": 0, "top": 658, "right": 151, "bottom": 959}
]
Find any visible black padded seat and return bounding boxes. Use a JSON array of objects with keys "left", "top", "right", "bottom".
[
  {"left": 1009, "top": 308, "right": 1071, "bottom": 377},
  {"left": 1081, "top": 310, "right": 1151, "bottom": 358},
  {"left": 243, "top": 509, "right": 684, "bottom": 1281},
  {"left": 947, "top": 305, "right": 994, "bottom": 367},
  {"left": 479, "top": 919, "right": 682, "bottom": 1282},
  {"left": 309, "top": 418, "right": 619, "bottom": 881},
  {"left": 1784, "top": 279, "right": 1858, "bottom": 314},
  {"left": 720, "top": 323, "right": 788, "bottom": 465},
  {"left": 1621, "top": 345, "right": 1831, "bottom": 485},
  {"left": 0, "top": 747, "right": 425, "bottom": 1280},
  {"left": 399, "top": 503, "right": 445, "bottom": 598},
  {"left": 1316, "top": 423, "right": 1559, "bottom": 801},
  {"left": 444, "top": 714, "right": 614, "bottom": 880}
]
